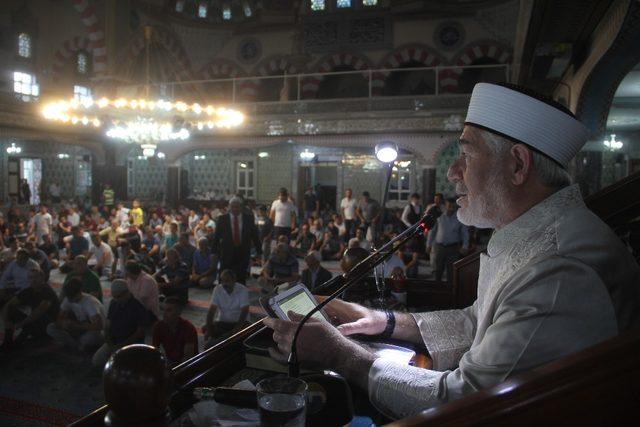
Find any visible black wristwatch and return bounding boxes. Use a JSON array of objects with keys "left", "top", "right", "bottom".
[{"left": 378, "top": 309, "right": 396, "bottom": 340}]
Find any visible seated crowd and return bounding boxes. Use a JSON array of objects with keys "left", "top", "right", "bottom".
[{"left": 0, "top": 186, "right": 481, "bottom": 369}]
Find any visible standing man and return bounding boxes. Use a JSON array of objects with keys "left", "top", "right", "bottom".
[
  {"left": 356, "top": 191, "right": 381, "bottom": 243},
  {"left": 302, "top": 187, "right": 320, "bottom": 221},
  {"left": 49, "top": 182, "right": 61, "bottom": 204},
  {"left": 102, "top": 183, "right": 115, "bottom": 210},
  {"left": 211, "top": 197, "right": 261, "bottom": 284},
  {"left": 255, "top": 205, "right": 273, "bottom": 264},
  {"left": 269, "top": 188, "right": 297, "bottom": 241},
  {"left": 340, "top": 188, "right": 358, "bottom": 239},
  {"left": 401, "top": 193, "right": 423, "bottom": 229},
  {"left": 30, "top": 205, "right": 52, "bottom": 245},
  {"left": 130, "top": 199, "right": 144, "bottom": 227},
  {"left": 426, "top": 199, "right": 469, "bottom": 283}
]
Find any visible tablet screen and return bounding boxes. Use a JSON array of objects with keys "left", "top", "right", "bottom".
[{"left": 278, "top": 290, "right": 325, "bottom": 321}]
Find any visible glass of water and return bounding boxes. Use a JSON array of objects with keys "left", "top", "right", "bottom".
[{"left": 257, "top": 376, "right": 307, "bottom": 427}]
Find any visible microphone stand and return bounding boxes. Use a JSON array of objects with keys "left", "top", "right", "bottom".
[{"left": 287, "top": 210, "right": 439, "bottom": 377}]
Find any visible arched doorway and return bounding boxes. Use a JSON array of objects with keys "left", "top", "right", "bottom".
[
  {"left": 317, "top": 65, "right": 369, "bottom": 99},
  {"left": 457, "top": 57, "right": 505, "bottom": 93},
  {"left": 383, "top": 61, "right": 436, "bottom": 96}
]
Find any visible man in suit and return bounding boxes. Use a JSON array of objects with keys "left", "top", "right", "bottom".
[
  {"left": 300, "top": 250, "right": 333, "bottom": 292},
  {"left": 211, "top": 197, "right": 261, "bottom": 284}
]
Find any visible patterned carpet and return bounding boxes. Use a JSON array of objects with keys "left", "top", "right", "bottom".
[{"left": 0, "top": 260, "right": 432, "bottom": 425}]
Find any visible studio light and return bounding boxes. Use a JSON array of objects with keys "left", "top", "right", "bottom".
[{"left": 375, "top": 141, "right": 398, "bottom": 163}]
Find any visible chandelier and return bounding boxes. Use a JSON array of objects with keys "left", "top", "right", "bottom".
[
  {"left": 603, "top": 134, "right": 623, "bottom": 151},
  {"left": 39, "top": 26, "right": 244, "bottom": 158},
  {"left": 41, "top": 97, "right": 244, "bottom": 156}
]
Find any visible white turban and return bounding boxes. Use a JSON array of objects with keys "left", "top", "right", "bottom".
[{"left": 465, "top": 83, "right": 589, "bottom": 168}]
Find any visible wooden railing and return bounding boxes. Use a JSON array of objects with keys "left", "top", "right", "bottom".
[{"left": 389, "top": 328, "right": 640, "bottom": 426}]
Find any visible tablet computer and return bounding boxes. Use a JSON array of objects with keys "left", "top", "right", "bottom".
[{"left": 266, "top": 283, "right": 329, "bottom": 322}]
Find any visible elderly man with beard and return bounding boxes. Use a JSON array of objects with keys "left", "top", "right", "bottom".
[{"left": 264, "top": 83, "right": 640, "bottom": 419}]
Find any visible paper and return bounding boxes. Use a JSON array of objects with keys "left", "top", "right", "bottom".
[{"left": 171, "top": 380, "right": 259, "bottom": 427}]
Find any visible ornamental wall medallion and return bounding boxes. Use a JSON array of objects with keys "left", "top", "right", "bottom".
[
  {"left": 434, "top": 21, "right": 465, "bottom": 51},
  {"left": 237, "top": 37, "right": 262, "bottom": 65}
]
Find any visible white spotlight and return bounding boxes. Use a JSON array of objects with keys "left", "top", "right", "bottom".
[{"left": 375, "top": 141, "right": 398, "bottom": 163}]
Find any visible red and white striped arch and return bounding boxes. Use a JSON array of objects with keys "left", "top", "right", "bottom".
[
  {"left": 372, "top": 44, "right": 445, "bottom": 96},
  {"left": 128, "top": 26, "right": 194, "bottom": 82},
  {"left": 440, "top": 40, "right": 512, "bottom": 93},
  {"left": 302, "top": 52, "right": 372, "bottom": 99},
  {"left": 52, "top": 36, "right": 90, "bottom": 80},
  {"left": 71, "top": 0, "right": 106, "bottom": 75},
  {"left": 239, "top": 55, "right": 301, "bottom": 99},
  {"left": 199, "top": 59, "right": 245, "bottom": 80}
]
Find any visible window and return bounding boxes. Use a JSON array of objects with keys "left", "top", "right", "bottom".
[
  {"left": 175, "top": 0, "right": 185, "bottom": 12},
  {"left": 222, "top": 6, "right": 232, "bottom": 20},
  {"left": 18, "top": 33, "right": 31, "bottom": 58},
  {"left": 337, "top": 0, "right": 351, "bottom": 7},
  {"left": 363, "top": 0, "right": 377, "bottom": 5},
  {"left": 243, "top": 3, "right": 252, "bottom": 17},
  {"left": 236, "top": 161, "right": 255, "bottom": 198},
  {"left": 388, "top": 162, "right": 412, "bottom": 201},
  {"left": 13, "top": 71, "right": 39, "bottom": 99},
  {"left": 198, "top": 3, "right": 207, "bottom": 18},
  {"left": 74, "top": 85, "right": 92, "bottom": 103},
  {"left": 311, "top": 0, "right": 326, "bottom": 11},
  {"left": 77, "top": 52, "right": 88, "bottom": 74}
]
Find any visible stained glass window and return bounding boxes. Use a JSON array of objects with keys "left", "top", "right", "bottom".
[
  {"left": 222, "top": 6, "right": 232, "bottom": 20},
  {"left": 18, "top": 33, "right": 31, "bottom": 58},
  {"left": 198, "top": 3, "right": 207, "bottom": 18},
  {"left": 175, "top": 0, "right": 185, "bottom": 12},
  {"left": 77, "top": 53, "right": 88, "bottom": 74},
  {"left": 74, "top": 85, "right": 92, "bottom": 103},
  {"left": 311, "top": 0, "right": 325, "bottom": 11},
  {"left": 13, "top": 71, "right": 39, "bottom": 98},
  {"left": 363, "top": 0, "right": 377, "bottom": 6},
  {"left": 337, "top": 0, "right": 351, "bottom": 8}
]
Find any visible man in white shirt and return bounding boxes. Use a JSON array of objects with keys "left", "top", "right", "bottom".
[
  {"left": 49, "top": 182, "right": 61, "bottom": 203},
  {"left": 269, "top": 188, "right": 297, "bottom": 242},
  {"left": 67, "top": 207, "right": 80, "bottom": 227},
  {"left": 88, "top": 232, "right": 114, "bottom": 277},
  {"left": 340, "top": 188, "right": 358, "bottom": 239},
  {"left": 47, "top": 276, "right": 105, "bottom": 351},
  {"left": 203, "top": 269, "right": 250, "bottom": 347},
  {"left": 264, "top": 83, "right": 640, "bottom": 419},
  {"left": 30, "top": 205, "right": 53, "bottom": 245}
]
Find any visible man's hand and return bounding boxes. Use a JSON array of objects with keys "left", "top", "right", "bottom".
[
  {"left": 315, "top": 296, "right": 387, "bottom": 336},
  {"left": 263, "top": 312, "right": 376, "bottom": 390},
  {"left": 263, "top": 313, "right": 353, "bottom": 369}
]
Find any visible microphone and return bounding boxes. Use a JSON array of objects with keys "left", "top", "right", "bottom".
[{"left": 287, "top": 209, "right": 439, "bottom": 377}]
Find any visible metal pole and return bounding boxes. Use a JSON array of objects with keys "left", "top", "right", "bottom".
[
  {"left": 297, "top": 74, "right": 301, "bottom": 101},
  {"left": 368, "top": 69, "right": 373, "bottom": 98},
  {"left": 232, "top": 79, "right": 236, "bottom": 103},
  {"left": 435, "top": 66, "right": 439, "bottom": 96}
]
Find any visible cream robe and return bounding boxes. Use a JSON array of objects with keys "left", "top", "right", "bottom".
[{"left": 368, "top": 185, "right": 640, "bottom": 419}]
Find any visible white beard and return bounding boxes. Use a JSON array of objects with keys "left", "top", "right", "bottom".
[{"left": 456, "top": 170, "right": 509, "bottom": 229}]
